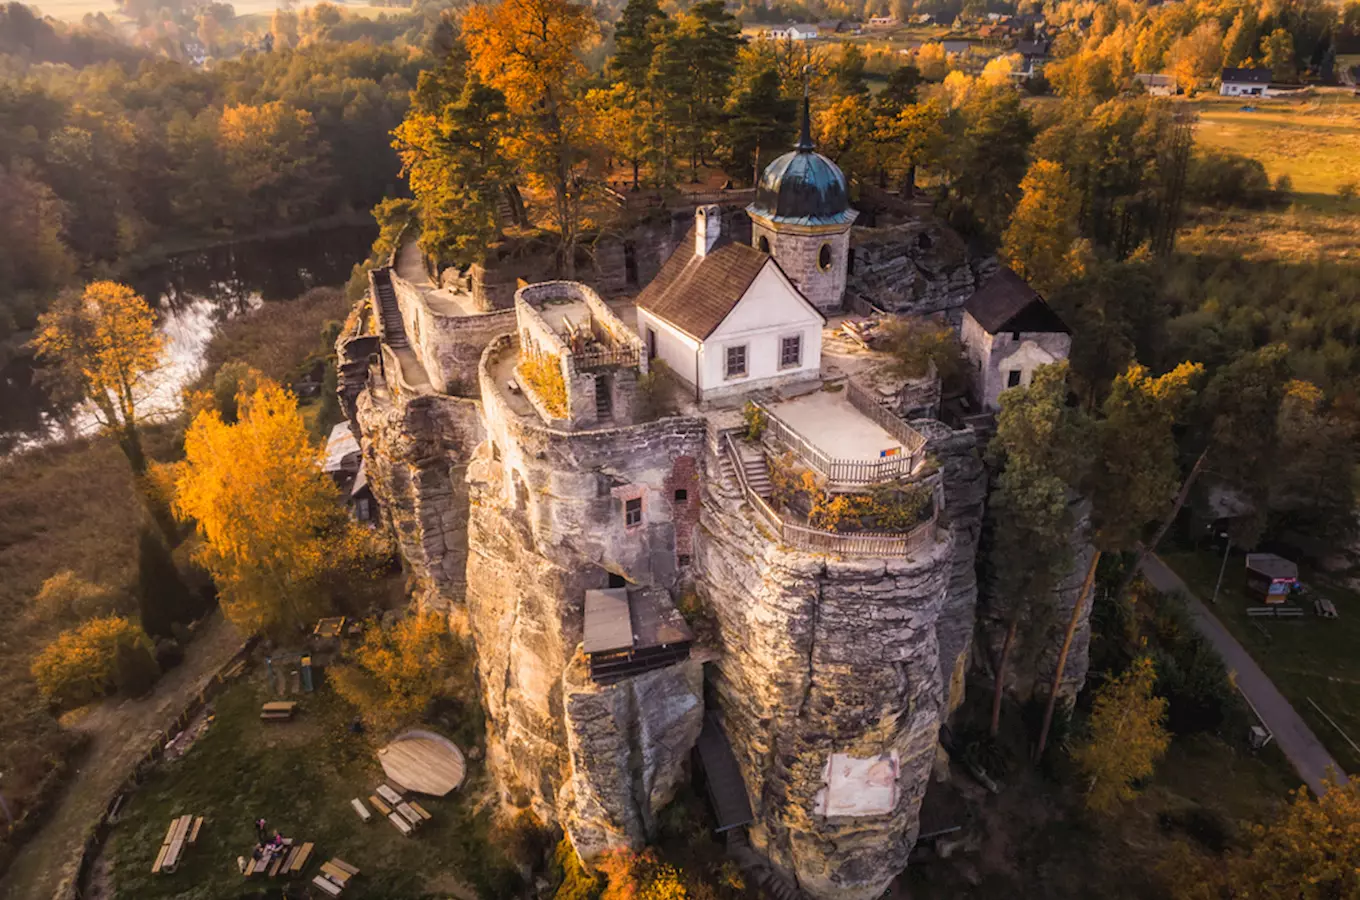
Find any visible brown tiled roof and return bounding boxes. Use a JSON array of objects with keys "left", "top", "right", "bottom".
[
  {"left": 635, "top": 226, "right": 771, "bottom": 340},
  {"left": 964, "top": 266, "right": 1070, "bottom": 335}
]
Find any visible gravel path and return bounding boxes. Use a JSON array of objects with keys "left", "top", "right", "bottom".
[
  {"left": 1141, "top": 555, "right": 1347, "bottom": 795},
  {"left": 0, "top": 614, "right": 242, "bottom": 900}
]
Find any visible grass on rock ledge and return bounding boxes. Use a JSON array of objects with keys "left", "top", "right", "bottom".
[{"left": 107, "top": 672, "right": 521, "bottom": 900}]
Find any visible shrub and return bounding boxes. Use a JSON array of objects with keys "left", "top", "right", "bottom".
[
  {"left": 1185, "top": 149, "right": 1272, "bottom": 208},
  {"left": 332, "top": 611, "right": 470, "bottom": 732},
  {"left": 136, "top": 526, "right": 203, "bottom": 638},
  {"left": 551, "top": 839, "right": 603, "bottom": 900},
  {"left": 1274, "top": 173, "right": 1292, "bottom": 197},
  {"left": 1340, "top": 181, "right": 1358, "bottom": 201},
  {"left": 598, "top": 848, "right": 689, "bottom": 900},
  {"left": 880, "top": 316, "right": 965, "bottom": 391},
  {"left": 741, "top": 401, "right": 767, "bottom": 441},
  {"left": 28, "top": 570, "right": 120, "bottom": 624},
  {"left": 518, "top": 352, "right": 569, "bottom": 418},
  {"left": 31, "top": 616, "right": 158, "bottom": 708}
]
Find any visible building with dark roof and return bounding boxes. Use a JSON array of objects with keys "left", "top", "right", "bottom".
[
  {"left": 1220, "top": 67, "right": 1272, "bottom": 96},
  {"left": 960, "top": 267, "right": 1071, "bottom": 410},
  {"left": 635, "top": 204, "right": 825, "bottom": 402}
]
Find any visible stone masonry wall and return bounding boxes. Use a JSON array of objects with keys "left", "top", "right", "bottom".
[{"left": 697, "top": 457, "right": 955, "bottom": 900}]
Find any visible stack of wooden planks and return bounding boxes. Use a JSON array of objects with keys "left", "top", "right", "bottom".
[
  {"left": 151, "top": 815, "right": 204, "bottom": 874},
  {"left": 311, "top": 857, "right": 360, "bottom": 896}
]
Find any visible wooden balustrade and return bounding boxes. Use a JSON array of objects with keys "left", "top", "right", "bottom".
[{"left": 722, "top": 434, "right": 937, "bottom": 558}]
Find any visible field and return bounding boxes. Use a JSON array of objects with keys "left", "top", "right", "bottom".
[
  {"left": 1162, "top": 549, "right": 1360, "bottom": 776},
  {"left": 1190, "top": 92, "right": 1360, "bottom": 198},
  {"left": 31, "top": 0, "right": 398, "bottom": 23}
]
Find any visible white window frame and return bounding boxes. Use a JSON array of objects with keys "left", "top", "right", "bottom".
[
  {"left": 778, "top": 333, "right": 803, "bottom": 370},
  {"left": 724, "top": 343, "right": 748, "bottom": 380}
]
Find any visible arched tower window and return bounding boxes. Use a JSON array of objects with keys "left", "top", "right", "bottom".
[
  {"left": 757, "top": 235, "right": 770, "bottom": 253},
  {"left": 818, "top": 243, "right": 833, "bottom": 272}
]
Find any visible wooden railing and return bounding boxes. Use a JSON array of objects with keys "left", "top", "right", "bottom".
[
  {"left": 570, "top": 344, "right": 642, "bottom": 372},
  {"left": 753, "top": 383, "right": 926, "bottom": 487},
  {"left": 722, "top": 434, "right": 937, "bottom": 558}
]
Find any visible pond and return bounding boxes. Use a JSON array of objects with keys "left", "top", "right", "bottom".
[{"left": 0, "top": 224, "right": 377, "bottom": 454}]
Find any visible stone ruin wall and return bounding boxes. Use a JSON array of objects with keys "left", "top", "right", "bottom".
[
  {"left": 697, "top": 458, "right": 956, "bottom": 900},
  {"left": 465, "top": 334, "right": 710, "bottom": 856},
  {"left": 847, "top": 220, "right": 997, "bottom": 323}
]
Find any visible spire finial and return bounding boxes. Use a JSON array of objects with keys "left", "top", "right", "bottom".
[{"left": 796, "top": 60, "right": 814, "bottom": 152}]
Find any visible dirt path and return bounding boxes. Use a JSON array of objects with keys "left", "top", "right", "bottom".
[
  {"left": 1141, "top": 555, "right": 1347, "bottom": 795},
  {"left": 0, "top": 614, "right": 242, "bottom": 900}
]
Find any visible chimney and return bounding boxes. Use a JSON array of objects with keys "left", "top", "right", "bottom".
[{"left": 695, "top": 205, "right": 722, "bottom": 257}]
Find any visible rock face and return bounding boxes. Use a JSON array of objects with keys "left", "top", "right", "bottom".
[
  {"left": 463, "top": 336, "right": 710, "bottom": 851},
  {"left": 698, "top": 462, "right": 955, "bottom": 900},
  {"left": 846, "top": 222, "right": 996, "bottom": 322}
]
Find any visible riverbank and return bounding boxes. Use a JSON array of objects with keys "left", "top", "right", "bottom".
[{"left": 0, "top": 284, "right": 354, "bottom": 878}]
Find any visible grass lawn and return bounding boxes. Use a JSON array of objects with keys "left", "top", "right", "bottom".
[
  {"left": 1161, "top": 549, "right": 1360, "bottom": 776},
  {"left": 106, "top": 671, "right": 519, "bottom": 900},
  {"left": 1189, "top": 93, "right": 1360, "bottom": 198}
]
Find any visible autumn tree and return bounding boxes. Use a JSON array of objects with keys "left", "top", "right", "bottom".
[
  {"left": 650, "top": 0, "right": 744, "bottom": 179},
  {"left": 1073, "top": 656, "right": 1170, "bottom": 813},
  {"left": 394, "top": 75, "right": 512, "bottom": 266},
  {"left": 1220, "top": 8, "right": 1259, "bottom": 69},
  {"left": 218, "top": 102, "right": 328, "bottom": 226},
  {"left": 598, "top": 848, "right": 689, "bottom": 900},
  {"left": 31, "top": 615, "right": 158, "bottom": 709},
  {"left": 877, "top": 98, "right": 946, "bottom": 195},
  {"left": 1267, "top": 380, "right": 1356, "bottom": 546},
  {"left": 1002, "top": 160, "right": 1081, "bottom": 296},
  {"left": 34, "top": 281, "right": 163, "bottom": 475},
  {"left": 723, "top": 65, "right": 797, "bottom": 184},
  {"left": 1035, "top": 362, "right": 1203, "bottom": 757},
  {"left": 985, "top": 362, "right": 1088, "bottom": 735},
  {"left": 1167, "top": 20, "right": 1223, "bottom": 91},
  {"left": 940, "top": 82, "right": 1033, "bottom": 242},
  {"left": 331, "top": 612, "right": 469, "bottom": 731},
  {"left": 831, "top": 41, "right": 868, "bottom": 97},
  {"left": 175, "top": 380, "right": 375, "bottom": 634},
  {"left": 915, "top": 42, "right": 950, "bottom": 80},
  {"left": 463, "top": 0, "right": 600, "bottom": 275},
  {"left": 1260, "top": 28, "right": 1296, "bottom": 82}
]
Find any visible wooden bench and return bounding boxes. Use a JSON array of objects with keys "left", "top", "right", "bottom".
[
  {"left": 321, "top": 862, "right": 352, "bottom": 885},
  {"left": 351, "top": 798, "right": 372, "bottom": 822},
  {"left": 312, "top": 875, "right": 343, "bottom": 896},
  {"left": 369, "top": 794, "right": 391, "bottom": 817},
  {"left": 376, "top": 783, "right": 403, "bottom": 806},
  {"left": 388, "top": 811, "right": 414, "bottom": 836},
  {"left": 396, "top": 803, "right": 424, "bottom": 828},
  {"left": 408, "top": 801, "right": 432, "bottom": 821},
  {"left": 1276, "top": 606, "right": 1305, "bottom": 617},
  {"left": 188, "top": 816, "right": 204, "bottom": 845},
  {"left": 1247, "top": 607, "right": 1277, "bottom": 617},
  {"left": 260, "top": 701, "right": 298, "bottom": 722},
  {"left": 331, "top": 858, "right": 359, "bottom": 876},
  {"left": 153, "top": 815, "right": 194, "bottom": 874},
  {"left": 289, "top": 842, "right": 314, "bottom": 873}
]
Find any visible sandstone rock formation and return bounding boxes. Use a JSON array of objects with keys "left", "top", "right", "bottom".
[{"left": 847, "top": 222, "right": 996, "bottom": 322}]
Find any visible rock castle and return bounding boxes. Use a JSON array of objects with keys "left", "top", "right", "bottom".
[{"left": 336, "top": 106, "right": 1085, "bottom": 899}]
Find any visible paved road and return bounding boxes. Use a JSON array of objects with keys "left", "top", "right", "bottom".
[{"left": 1142, "top": 555, "right": 1348, "bottom": 795}]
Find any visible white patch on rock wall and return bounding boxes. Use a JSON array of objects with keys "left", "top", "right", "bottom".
[{"left": 813, "top": 752, "right": 900, "bottom": 817}]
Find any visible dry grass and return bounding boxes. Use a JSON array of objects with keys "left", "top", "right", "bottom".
[
  {"left": 1190, "top": 92, "right": 1360, "bottom": 197},
  {"left": 199, "top": 286, "right": 348, "bottom": 389}
]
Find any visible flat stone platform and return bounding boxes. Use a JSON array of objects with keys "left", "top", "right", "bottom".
[{"left": 767, "top": 390, "right": 904, "bottom": 461}]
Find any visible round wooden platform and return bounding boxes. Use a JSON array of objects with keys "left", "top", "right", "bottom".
[{"left": 377, "top": 729, "right": 467, "bottom": 796}]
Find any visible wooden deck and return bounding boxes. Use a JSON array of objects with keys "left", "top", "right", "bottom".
[{"left": 377, "top": 730, "right": 466, "bottom": 796}]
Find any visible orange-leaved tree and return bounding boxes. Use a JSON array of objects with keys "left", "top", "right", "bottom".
[
  {"left": 174, "top": 380, "right": 373, "bottom": 634},
  {"left": 463, "top": 0, "right": 601, "bottom": 274},
  {"left": 1072, "top": 655, "right": 1170, "bottom": 813},
  {"left": 331, "top": 612, "right": 469, "bottom": 731},
  {"left": 31, "top": 615, "right": 157, "bottom": 708},
  {"left": 598, "top": 848, "right": 689, "bottom": 900},
  {"left": 33, "top": 280, "right": 163, "bottom": 475}
]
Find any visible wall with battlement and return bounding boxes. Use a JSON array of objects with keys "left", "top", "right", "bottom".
[{"left": 389, "top": 266, "right": 515, "bottom": 396}]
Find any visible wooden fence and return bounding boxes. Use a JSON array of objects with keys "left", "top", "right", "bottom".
[
  {"left": 753, "top": 382, "right": 926, "bottom": 487},
  {"left": 723, "top": 434, "right": 937, "bottom": 558}
]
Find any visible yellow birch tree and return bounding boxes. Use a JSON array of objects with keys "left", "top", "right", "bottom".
[{"left": 1073, "top": 655, "right": 1170, "bottom": 813}]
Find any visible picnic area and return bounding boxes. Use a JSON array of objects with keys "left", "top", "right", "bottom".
[
  {"left": 102, "top": 671, "right": 523, "bottom": 899},
  {"left": 1161, "top": 549, "right": 1360, "bottom": 774}
]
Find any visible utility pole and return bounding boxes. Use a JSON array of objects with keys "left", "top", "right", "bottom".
[{"left": 1211, "top": 531, "right": 1231, "bottom": 605}]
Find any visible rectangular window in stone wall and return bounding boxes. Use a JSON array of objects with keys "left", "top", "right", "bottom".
[
  {"left": 625, "top": 497, "right": 642, "bottom": 527},
  {"left": 725, "top": 344, "right": 747, "bottom": 379},
  {"left": 780, "top": 334, "right": 802, "bottom": 370}
]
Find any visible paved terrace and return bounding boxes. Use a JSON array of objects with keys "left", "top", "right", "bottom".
[
  {"left": 765, "top": 390, "right": 905, "bottom": 462},
  {"left": 396, "top": 238, "right": 481, "bottom": 317}
]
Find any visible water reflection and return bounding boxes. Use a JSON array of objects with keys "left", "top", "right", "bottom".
[{"left": 0, "top": 224, "right": 376, "bottom": 454}]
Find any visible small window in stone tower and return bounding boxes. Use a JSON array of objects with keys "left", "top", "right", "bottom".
[
  {"left": 818, "top": 242, "right": 833, "bottom": 271},
  {"left": 780, "top": 334, "right": 802, "bottom": 369},
  {"left": 1007, "top": 369, "right": 1022, "bottom": 388},
  {"left": 757, "top": 235, "right": 770, "bottom": 253},
  {"left": 674, "top": 488, "right": 688, "bottom": 502},
  {"left": 625, "top": 497, "right": 642, "bottom": 527}
]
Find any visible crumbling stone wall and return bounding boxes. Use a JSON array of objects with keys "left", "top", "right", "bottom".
[{"left": 697, "top": 459, "right": 955, "bottom": 900}]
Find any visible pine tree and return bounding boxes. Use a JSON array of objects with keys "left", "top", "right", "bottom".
[
  {"left": 136, "top": 526, "right": 200, "bottom": 638},
  {"left": 1001, "top": 159, "right": 1081, "bottom": 296}
]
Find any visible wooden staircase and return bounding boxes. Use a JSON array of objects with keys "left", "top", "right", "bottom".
[
  {"left": 736, "top": 444, "right": 773, "bottom": 500},
  {"left": 372, "top": 269, "right": 409, "bottom": 349}
]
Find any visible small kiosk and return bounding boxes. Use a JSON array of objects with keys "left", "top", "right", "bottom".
[{"left": 1245, "top": 553, "right": 1299, "bottom": 603}]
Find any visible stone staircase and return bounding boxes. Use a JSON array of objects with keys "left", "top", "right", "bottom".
[
  {"left": 736, "top": 444, "right": 773, "bottom": 500},
  {"left": 595, "top": 382, "right": 612, "bottom": 421},
  {"left": 725, "top": 830, "right": 809, "bottom": 900},
  {"left": 372, "top": 269, "right": 409, "bottom": 349}
]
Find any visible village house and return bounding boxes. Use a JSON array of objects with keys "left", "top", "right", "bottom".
[
  {"left": 1220, "top": 67, "right": 1272, "bottom": 96},
  {"left": 1135, "top": 73, "right": 1178, "bottom": 96},
  {"left": 960, "top": 266, "right": 1071, "bottom": 411},
  {"left": 768, "top": 22, "right": 818, "bottom": 40}
]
